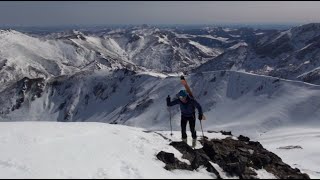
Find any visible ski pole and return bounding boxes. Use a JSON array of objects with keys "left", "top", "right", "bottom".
[
  {"left": 200, "top": 120, "right": 205, "bottom": 138},
  {"left": 200, "top": 120, "right": 209, "bottom": 140},
  {"left": 168, "top": 107, "right": 173, "bottom": 136}
]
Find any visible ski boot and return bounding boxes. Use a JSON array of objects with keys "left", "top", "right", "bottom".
[
  {"left": 182, "top": 138, "right": 187, "bottom": 144},
  {"left": 192, "top": 138, "right": 197, "bottom": 149}
]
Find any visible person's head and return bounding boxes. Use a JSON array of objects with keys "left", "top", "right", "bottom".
[{"left": 178, "top": 90, "right": 188, "bottom": 103}]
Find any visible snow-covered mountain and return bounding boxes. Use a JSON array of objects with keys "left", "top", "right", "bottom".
[
  {"left": 193, "top": 23, "right": 320, "bottom": 85},
  {"left": 77, "top": 26, "right": 227, "bottom": 72},
  {"left": 1, "top": 24, "right": 320, "bottom": 178},
  {"left": 3, "top": 23, "right": 320, "bottom": 87},
  {"left": 2, "top": 70, "right": 320, "bottom": 138},
  {"left": 0, "top": 29, "right": 144, "bottom": 93},
  {"left": 40, "top": 26, "right": 229, "bottom": 72},
  {"left": 1, "top": 24, "right": 277, "bottom": 84}
]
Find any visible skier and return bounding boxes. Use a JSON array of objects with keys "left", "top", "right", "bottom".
[{"left": 166, "top": 89, "right": 203, "bottom": 147}]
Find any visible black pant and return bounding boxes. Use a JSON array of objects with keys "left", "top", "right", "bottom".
[{"left": 181, "top": 114, "right": 197, "bottom": 139}]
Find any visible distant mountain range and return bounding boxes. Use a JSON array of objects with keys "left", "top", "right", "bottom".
[{"left": 1, "top": 23, "right": 320, "bottom": 128}]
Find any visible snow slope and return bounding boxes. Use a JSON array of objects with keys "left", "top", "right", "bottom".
[
  {"left": 0, "top": 122, "right": 318, "bottom": 179},
  {"left": 258, "top": 127, "right": 320, "bottom": 179},
  {"left": 0, "top": 122, "right": 229, "bottom": 179}
]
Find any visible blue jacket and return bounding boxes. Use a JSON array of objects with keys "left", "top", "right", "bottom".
[{"left": 167, "top": 96, "right": 203, "bottom": 117}]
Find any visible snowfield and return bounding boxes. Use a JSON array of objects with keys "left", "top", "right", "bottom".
[
  {"left": 0, "top": 122, "right": 319, "bottom": 179},
  {"left": 258, "top": 127, "right": 320, "bottom": 179},
  {"left": 0, "top": 122, "right": 224, "bottom": 179}
]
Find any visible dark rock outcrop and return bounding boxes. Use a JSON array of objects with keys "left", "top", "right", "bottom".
[
  {"left": 156, "top": 151, "right": 192, "bottom": 171},
  {"left": 156, "top": 133, "right": 310, "bottom": 179},
  {"left": 220, "top": 131, "right": 232, "bottom": 136},
  {"left": 157, "top": 142, "right": 222, "bottom": 179},
  {"left": 238, "top": 135, "right": 250, "bottom": 142},
  {"left": 11, "top": 77, "right": 45, "bottom": 111}
]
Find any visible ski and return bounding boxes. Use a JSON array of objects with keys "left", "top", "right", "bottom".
[{"left": 180, "top": 75, "right": 206, "bottom": 120}]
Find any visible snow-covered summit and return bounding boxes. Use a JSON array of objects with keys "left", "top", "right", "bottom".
[{"left": 0, "top": 122, "right": 316, "bottom": 179}]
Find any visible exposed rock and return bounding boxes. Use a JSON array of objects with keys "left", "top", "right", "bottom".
[
  {"left": 207, "top": 130, "right": 219, "bottom": 133},
  {"left": 156, "top": 151, "right": 192, "bottom": 171},
  {"left": 220, "top": 131, "right": 232, "bottom": 136},
  {"left": 157, "top": 142, "right": 221, "bottom": 179},
  {"left": 277, "top": 145, "right": 303, "bottom": 150},
  {"left": 238, "top": 135, "right": 250, "bottom": 142},
  {"left": 157, "top": 132, "right": 310, "bottom": 179},
  {"left": 11, "top": 77, "right": 45, "bottom": 111}
]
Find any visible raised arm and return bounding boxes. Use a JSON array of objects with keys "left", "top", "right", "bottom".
[{"left": 166, "top": 95, "right": 180, "bottom": 107}]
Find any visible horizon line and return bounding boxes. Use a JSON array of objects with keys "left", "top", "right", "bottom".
[{"left": 0, "top": 22, "right": 310, "bottom": 28}]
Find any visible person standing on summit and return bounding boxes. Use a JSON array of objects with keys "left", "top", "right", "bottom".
[{"left": 166, "top": 90, "right": 203, "bottom": 147}]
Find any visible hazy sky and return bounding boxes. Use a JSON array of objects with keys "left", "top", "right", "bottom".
[{"left": 0, "top": 1, "right": 320, "bottom": 27}]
